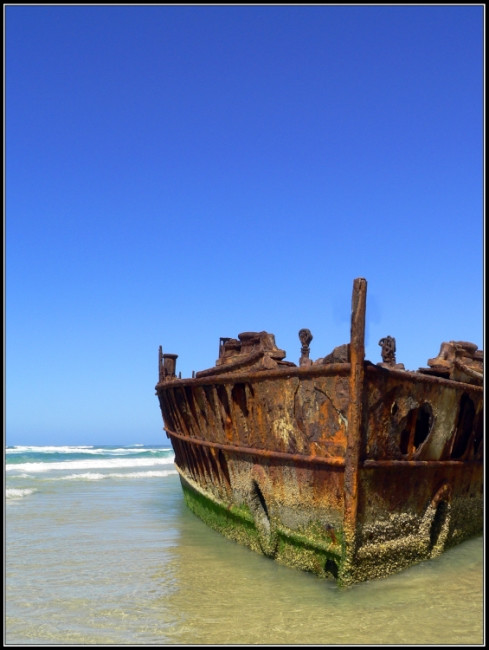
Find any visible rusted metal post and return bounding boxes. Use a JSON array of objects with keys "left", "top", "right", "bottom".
[
  {"left": 298, "top": 328, "right": 313, "bottom": 366},
  {"left": 219, "top": 337, "right": 231, "bottom": 360},
  {"left": 342, "top": 277, "right": 367, "bottom": 584},
  {"left": 163, "top": 353, "right": 178, "bottom": 379},
  {"left": 158, "top": 346, "right": 164, "bottom": 383},
  {"left": 158, "top": 348, "right": 178, "bottom": 381}
]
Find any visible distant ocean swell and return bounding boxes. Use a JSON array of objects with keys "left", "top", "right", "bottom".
[
  {"left": 7, "top": 445, "right": 160, "bottom": 455},
  {"left": 5, "top": 445, "right": 177, "bottom": 500}
]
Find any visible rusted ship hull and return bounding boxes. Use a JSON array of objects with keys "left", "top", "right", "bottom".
[{"left": 155, "top": 279, "right": 483, "bottom": 585}]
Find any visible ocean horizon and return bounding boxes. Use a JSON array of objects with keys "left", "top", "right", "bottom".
[{"left": 5, "top": 444, "right": 484, "bottom": 645}]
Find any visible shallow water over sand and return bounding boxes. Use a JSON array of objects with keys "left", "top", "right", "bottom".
[{"left": 6, "top": 447, "right": 484, "bottom": 645}]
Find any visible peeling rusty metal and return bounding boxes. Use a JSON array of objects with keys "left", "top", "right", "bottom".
[
  {"left": 155, "top": 278, "right": 483, "bottom": 585},
  {"left": 164, "top": 425, "right": 346, "bottom": 466}
]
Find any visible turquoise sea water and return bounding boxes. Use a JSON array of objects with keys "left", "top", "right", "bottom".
[{"left": 5, "top": 445, "right": 484, "bottom": 645}]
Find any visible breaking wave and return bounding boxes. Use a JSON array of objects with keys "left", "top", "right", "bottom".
[
  {"left": 52, "top": 469, "right": 179, "bottom": 481},
  {"left": 6, "top": 456, "right": 175, "bottom": 474},
  {"left": 6, "top": 488, "right": 37, "bottom": 500}
]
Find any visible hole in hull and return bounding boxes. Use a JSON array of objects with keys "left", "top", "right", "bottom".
[
  {"left": 399, "top": 403, "right": 433, "bottom": 455},
  {"left": 231, "top": 383, "right": 249, "bottom": 417},
  {"left": 325, "top": 559, "right": 339, "bottom": 580},
  {"left": 451, "top": 393, "right": 475, "bottom": 459}
]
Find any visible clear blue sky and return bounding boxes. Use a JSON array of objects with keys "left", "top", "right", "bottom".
[{"left": 5, "top": 4, "right": 484, "bottom": 446}]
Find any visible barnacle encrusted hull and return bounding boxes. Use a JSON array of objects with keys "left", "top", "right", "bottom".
[{"left": 155, "top": 278, "right": 483, "bottom": 585}]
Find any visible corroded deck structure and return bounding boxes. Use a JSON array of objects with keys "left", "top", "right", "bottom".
[{"left": 155, "top": 278, "right": 483, "bottom": 585}]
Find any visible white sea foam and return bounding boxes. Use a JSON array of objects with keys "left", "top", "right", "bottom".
[
  {"left": 6, "top": 445, "right": 170, "bottom": 455},
  {"left": 6, "top": 456, "right": 175, "bottom": 473},
  {"left": 6, "top": 445, "right": 95, "bottom": 454},
  {"left": 6, "top": 488, "right": 37, "bottom": 500},
  {"left": 61, "top": 472, "right": 107, "bottom": 481},
  {"left": 54, "top": 469, "right": 179, "bottom": 481}
]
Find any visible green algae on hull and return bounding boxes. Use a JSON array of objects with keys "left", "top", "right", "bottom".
[{"left": 178, "top": 470, "right": 347, "bottom": 583}]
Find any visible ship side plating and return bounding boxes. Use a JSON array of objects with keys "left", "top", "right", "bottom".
[{"left": 155, "top": 278, "right": 483, "bottom": 585}]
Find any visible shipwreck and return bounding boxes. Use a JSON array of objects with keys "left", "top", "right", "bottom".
[{"left": 155, "top": 278, "right": 483, "bottom": 585}]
